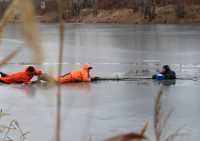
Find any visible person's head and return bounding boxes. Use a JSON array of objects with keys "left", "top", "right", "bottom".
[
  {"left": 161, "top": 65, "right": 171, "bottom": 73},
  {"left": 25, "top": 66, "right": 36, "bottom": 75},
  {"left": 82, "top": 64, "right": 93, "bottom": 71}
]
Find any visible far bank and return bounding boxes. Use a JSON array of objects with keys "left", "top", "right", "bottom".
[{"left": 35, "top": 5, "right": 200, "bottom": 24}]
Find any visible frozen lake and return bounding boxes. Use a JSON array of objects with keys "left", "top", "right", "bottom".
[{"left": 0, "top": 24, "right": 200, "bottom": 141}]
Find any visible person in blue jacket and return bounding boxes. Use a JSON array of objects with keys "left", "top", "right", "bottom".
[{"left": 152, "top": 65, "right": 176, "bottom": 80}]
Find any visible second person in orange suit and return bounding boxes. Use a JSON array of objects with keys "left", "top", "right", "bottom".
[
  {"left": 0, "top": 66, "right": 43, "bottom": 84},
  {"left": 56, "top": 64, "right": 93, "bottom": 83}
]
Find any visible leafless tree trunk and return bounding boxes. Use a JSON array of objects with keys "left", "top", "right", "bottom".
[
  {"left": 82, "top": 0, "right": 92, "bottom": 8},
  {"left": 175, "top": 0, "right": 185, "bottom": 18},
  {"left": 143, "top": 0, "right": 156, "bottom": 21},
  {"left": 71, "top": 0, "right": 81, "bottom": 16},
  {"left": 67, "top": 0, "right": 79, "bottom": 17},
  {"left": 131, "top": 0, "right": 139, "bottom": 12},
  {"left": 93, "top": 0, "right": 98, "bottom": 15},
  {"left": 0, "top": 2, "right": 3, "bottom": 19},
  {"left": 63, "top": 0, "right": 70, "bottom": 18}
]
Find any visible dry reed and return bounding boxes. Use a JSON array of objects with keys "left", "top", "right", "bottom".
[
  {"left": 55, "top": 0, "right": 65, "bottom": 141},
  {"left": 103, "top": 121, "right": 148, "bottom": 141},
  {"left": 154, "top": 86, "right": 182, "bottom": 141},
  {"left": 0, "top": 48, "right": 20, "bottom": 68},
  {"left": 2, "top": 120, "right": 29, "bottom": 141},
  {"left": 19, "top": 0, "right": 43, "bottom": 64},
  {"left": 0, "top": 2, "right": 44, "bottom": 140},
  {"left": 0, "top": 0, "right": 43, "bottom": 65}
]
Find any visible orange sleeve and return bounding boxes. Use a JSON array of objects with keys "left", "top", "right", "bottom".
[
  {"left": 34, "top": 70, "right": 43, "bottom": 76},
  {"left": 81, "top": 70, "right": 91, "bottom": 82},
  {"left": 56, "top": 77, "right": 67, "bottom": 83}
]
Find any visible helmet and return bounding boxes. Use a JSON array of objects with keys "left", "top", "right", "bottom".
[
  {"left": 25, "top": 66, "right": 36, "bottom": 73},
  {"left": 83, "top": 64, "right": 92, "bottom": 70},
  {"left": 163, "top": 65, "right": 170, "bottom": 72}
]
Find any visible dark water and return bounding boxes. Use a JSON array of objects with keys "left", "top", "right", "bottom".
[{"left": 0, "top": 24, "right": 200, "bottom": 141}]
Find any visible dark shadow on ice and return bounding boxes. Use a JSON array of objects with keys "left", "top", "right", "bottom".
[
  {"left": 153, "top": 79, "right": 176, "bottom": 86},
  {"left": 62, "top": 82, "right": 91, "bottom": 93}
]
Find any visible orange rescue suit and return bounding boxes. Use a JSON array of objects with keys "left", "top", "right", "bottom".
[
  {"left": 56, "top": 64, "right": 92, "bottom": 83},
  {"left": 0, "top": 68, "right": 42, "bottom": 84}
]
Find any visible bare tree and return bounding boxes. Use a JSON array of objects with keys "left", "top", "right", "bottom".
[
  {"left": 131, "top": 0, "right": 140, "bottom": 12},
  {"left": 175, "top": 0, "right": 185, "bottom": 18},
  {"left": 71, "top": 0, "right": 81, "bottom": 16},
  {"left": 93, "top": 0, "right": 98, "bottom": 15},
  {"left": 63, "top": 0, "right": 70, "bottom": 18},
  {"left": 82, "top": 0, "right": 93, "bottom": 8},
  {"left": 143, "top": 0, "right": 156, "bottom": 21}
]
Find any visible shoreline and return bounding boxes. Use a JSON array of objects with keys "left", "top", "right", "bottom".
[{"left": 32, "top": 5, "right": 200, "bottom": 24}]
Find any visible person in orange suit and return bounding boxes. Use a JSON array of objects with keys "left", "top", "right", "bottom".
[
  {"left": 56, "top": 64, "right": 93, "bottom": 83},
  {"left": 0, "top": 66, "right": 43, "bottom": 84}
]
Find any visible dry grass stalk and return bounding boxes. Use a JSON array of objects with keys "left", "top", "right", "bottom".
[
  {"left": 164, "top": 127, "right": 183, "bottom": 141},
  {"left": 0, "top": 48, "right": 20, "bottom": 68},
  {"left": 3, "top": 120, "right": 29, "bottom": 141},
  {"left": 137, "top": 121, "right": 148, "bottom": 141},
  {"left": 55, "top": 0, "right": 65, "bottom": 141},
  {"left": 0, "top": 109, "right": 9, "bottom": 120},
  {"left": 103, "top": 122, "right": 148, "bottom": 141},
  {"left": 0, "top": 110, "right": 29, "bottom": 141},
  {"left": 103, "top": 133, "right": 146, "bottom": 141},
  {"left": 18, "top": 0, "right": 43, "bottom": 64},
  {"left": 154, "top": 86, "right": 182, "bottom": 141},
  {"left": 154, "top": 88, "right": 163, "bottom": 141},
  {"left": 0, "top": 0, "right": 20, "bottom": 67},
  {"left": 0, "top": 0, "right": 19, "bottom": 39},
  {"left": 0, "top": 0, "right": 44, "bottom": 64}
]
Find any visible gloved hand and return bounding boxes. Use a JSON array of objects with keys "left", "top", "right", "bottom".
[{"left": 36, "top": 70, "right": 43, "bottom": 76}]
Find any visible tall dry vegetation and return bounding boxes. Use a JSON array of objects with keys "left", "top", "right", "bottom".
[
  {"left": 154, "top": 86, "right": 183, "bottom": 141},
  {"left": 101, "top": 86, "right": 183, "bottom": 141},
  {"left": 102, "top": 121, "right": 148, "bottom": 141},
  {"left": 55, "top": 0, "right": 65, "bottom": 140},
  {"left": 0, "top": 0, "right": 43, "bottom": 140},
  {"left": 0, "top": 110, "right": 29, "bottom": 141},
  {"left": 0, "top": 0, "right": 62, "bottom": 140},
  {"left": 0, "top": 0, "right": 43, "bottom": 65}
]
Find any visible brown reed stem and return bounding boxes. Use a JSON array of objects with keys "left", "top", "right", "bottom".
[{"left": 55, "top": 0, "right": 65, "bottom": 141}]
